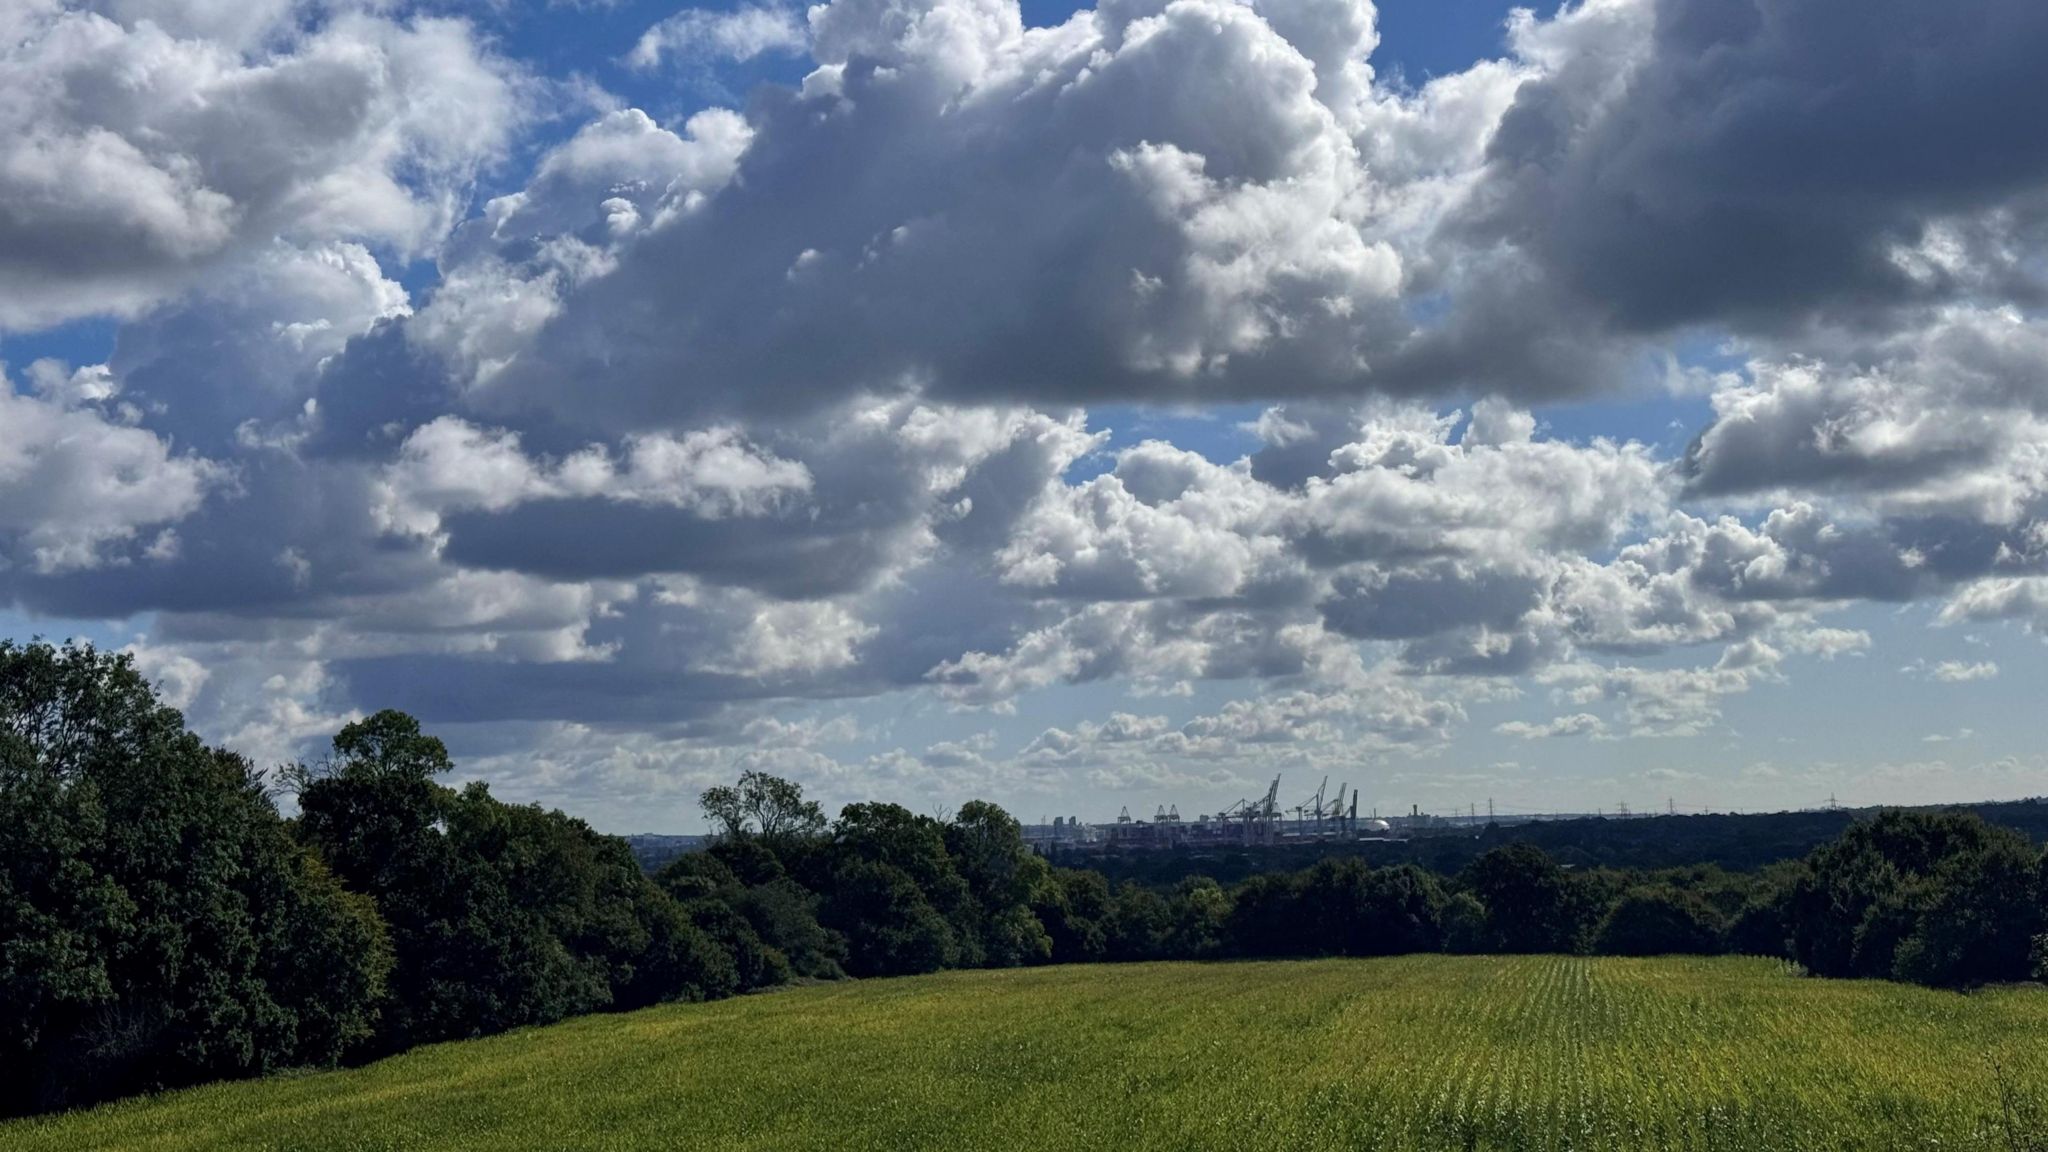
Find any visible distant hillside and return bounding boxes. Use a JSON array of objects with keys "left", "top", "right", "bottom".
[
  {"left": 624, "top": 832, "right": 710, "bottom": 871},
  {"left": 1068, "top": 798, "right": 2048, "bottom": 886}
]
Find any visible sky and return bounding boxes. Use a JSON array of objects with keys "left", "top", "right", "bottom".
[{"left": 4, "top": 0, "right": 2048, "bottom": 833}]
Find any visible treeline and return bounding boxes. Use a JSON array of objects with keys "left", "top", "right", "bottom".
[
  {"left": 1071, "top": 800, "right": 2048, "bottom": 887},
  {"left": 1, "top": 643, "right": 730, "bottom": 1117},
  {"left": 4, "top": 642, "right": 2047, "bottom": 1119}
]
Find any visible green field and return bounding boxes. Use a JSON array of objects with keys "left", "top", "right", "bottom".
[{"left": 11, "top": 956, "right": 2048, "bottom": 1151}]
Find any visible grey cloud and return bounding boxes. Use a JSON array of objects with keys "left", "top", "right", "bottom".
[
  {"left": 1319, "top": 565, "right": 1543, "bottom": 641},
  {"left": 1459, "top": 0, "right": 2048, "bottom": 337},
  {"left": 111, "top": 242, "right": 411, "bottom": 456},
  {"left": 14, "top": 0, "right": 2048, "bottom": 803},
  {"left": 442, "top": 500, "right": 904, "bottom": 596},
  {"left": 1684, "top": 311, "right": 2048, "bottom": 532},
  {"left": 445, "top": 0, "right": 1429, "bottom": 432}
]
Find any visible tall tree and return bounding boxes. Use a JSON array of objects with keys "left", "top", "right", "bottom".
[
  {"left": 0, "top": 642, "right": 388, "bottom": 1117},
  {"left": 700, "top": 771, "right": 826, "bottom": 848},
  {"left": 295, "top": 712, "right": 727, "bottom": 1051},
  {"left": 944, "top": 801, "right": 1052, "bottom": 967}
]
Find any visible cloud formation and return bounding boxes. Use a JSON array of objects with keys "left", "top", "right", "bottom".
[
  {"left": 0, "top": 1, "right": 524, "bottom": 330},
  {"left": 3, "top": 0, "right": 2047, "bottom": 823}
]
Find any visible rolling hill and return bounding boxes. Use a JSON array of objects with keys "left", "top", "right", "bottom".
[{"left": 11, "top": 956, "right": 2047, "bottom": 1151}]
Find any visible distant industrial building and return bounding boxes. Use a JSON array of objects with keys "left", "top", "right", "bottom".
[{"left": 1021, "top": 776, "right": 1418, "bottom": 855}]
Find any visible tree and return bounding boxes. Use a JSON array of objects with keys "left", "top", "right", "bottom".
[
  {"left": 664, "top": 839, "right": 843, "bottom": 982},
  {"left": 733, "top": 879, "right": 845, "bottom": 980},
  {"left": 944, "top": 801, "right": 1052, "bottom": 967},
  {"left": 655, "top": 853, "right": 798, "bottom": 992},
  {"left": 1461, "top": 843, "right": 1598, "bottom": 954},
  {"left": 812, "top": 801, "right": 976, "bottom": 977},
  {"left": 296, "top": 713, "right": 730, "bottom": 1052},
  {"left": 1360, "top": 865, "right": 1449, "bottom": 955},
  {"left": 1290, "top": 857, "right": 1371, "bottom": 954},
  {"left": 1891, "top": 826, "right": 2041, "bottom": 986},
  {"left": 1105, "top": 883, "right": 1172, "bottom": 961},
  {"left": 1722, "top": 863, "right": 1799, "bottom": 957},
  {"left": 332, "top": 710, "right": 452, "bottom": 780},
  {"left": 1790, "top": 810, "right": 2044, "bottom": 985},
  {"left": 1032, "top": 869, "right": 1112, "bottom": 964},
  {"left": 1224, "top": 871, "right": 1304, "bottom": 956},
  {"left": 1595, "top": 886, "right": 1727, "bottom": 956},
  {"left": 1164, "top": 877, "right": 1230, "bottom": 959},
  {"left": 2036, "top": 846, "right": 2048, "bottom": 981},
  {"left": 821, "top": 859, "right": 957, "bottom": 977},
  {"left": 267, "top": 856, "right": 393, "bottom": 1061},
  {"left": 700, "top": 771, "right": 826, "bottom": 848},
  {"left": 0, "top": 642, "right": 389, "bottom": 1117},
  {"left": 1441, "top": 892, "right": 1488, "bottom": 954}
]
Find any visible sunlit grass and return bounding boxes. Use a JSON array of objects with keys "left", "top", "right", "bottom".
[{"left": 12, "top": 956, "right": 2048, "bottom": 1151}]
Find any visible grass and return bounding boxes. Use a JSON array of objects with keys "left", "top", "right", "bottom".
[{"left": 11, "top": 956, "right": 2048, "bottom": 1151}]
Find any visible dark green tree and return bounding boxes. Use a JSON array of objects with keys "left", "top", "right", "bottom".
[
  {"left": 1441, "top": 892, "right": 1489, "bottom": 954},
  {"left": 1104, "top": 882, "right": 1172, "bottom": 961},
  {"left": 822, "top": 859, "right": 958, "bottom": 977},
  {"left": 1460, "top": 843, "right": 1599, "bottom": 954},
  {"left": 1031, "top": 868, "right": 1112, "bottom": 964},
  {"left": 0, "top": 642, "right": 388, "bottom": 1117},
  {"left": 1790, "top": 810, "right": 2044, "bottom": 985},
  {"left": 821, "top": 801, "right": 976, "bottom": 969},
  {"left": 1164, "top": 876, "right": 1230, "bottom": 958},
  {"left": 295, "top": 713, "right": 726, "bottom": 1051},
  {"left": 944, "top": 801, "right": 1052, "bottom": 967},
  {"left": 1224, "top": 871, "right": 1305, "bottom": 956},
  {"left": 700, "top": 771, "right": 827, "bottom": 849},
  {"left": 1595, "top": 885, "right": 1727, "bottom": 956},
  {"left": 656, "top": 853, "right": 792, "bottom": 992}
]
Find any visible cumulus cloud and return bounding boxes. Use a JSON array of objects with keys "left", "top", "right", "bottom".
[
  {"left": 1541, "top": 644, "right": 1777, "bottom": 740},
  {"left": 0, "top": 1, "right": 525, "bottom": 330},
  {"left": 375, "top": 418, "right": 813, "bottom": 538},
  {"left": 1459, "top": 0, "right": 2048, "bottom": 337},
  {"left": 1685, "top": 310, "right": 2048, "bottom": 520},
  {"left": 450, "top": 0, "right": 1458, "bottom": 431},
  {"left": 0, "top": 367, "right": 223, "bottom": 572},
  {"left": 3, "top": 0, "right": 2047, "bottom": 822}
]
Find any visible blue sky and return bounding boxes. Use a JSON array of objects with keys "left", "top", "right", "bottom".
[{"left": 4, "top": 0, "right": 2047, "bottom": 832}]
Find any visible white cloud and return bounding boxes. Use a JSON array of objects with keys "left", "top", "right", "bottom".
[
  {"left": 1, "top": 0, "right": 2045, "bottom": 822},
  {"left": 629, "top": 4, "right": 809, "bottom": 69},
  {"left": 1940, "top": 578, "right": 2048, "bottom": 633},
  {"left": 1497, "top": 713, "right": 1605, "bottom": 740},
  {"left": 0, "top": 3, "right": 524, "bottom": 330},
  {"left": 0, "top": 372, "right": 223, "bottom": 571},
  {"left": 709, "top": 599, "right": 878, "bottom": 677},
  {"left": 376, "top": 418, "right": 812, "bottom": 537},
  {"left": 1902, "top": 659, "right": 2000, "bottom": 683}
]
